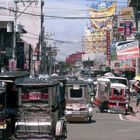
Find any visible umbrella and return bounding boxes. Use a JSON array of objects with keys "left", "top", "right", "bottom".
[{"left": 134, "top": 75, "right": 140, "bottom": 81}]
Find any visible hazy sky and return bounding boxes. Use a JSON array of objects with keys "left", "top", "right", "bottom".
[{"left": 44, "top": 0, "right": 128, "bottom": 61}]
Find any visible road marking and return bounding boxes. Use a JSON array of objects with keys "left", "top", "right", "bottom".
[
  {"left": 119, "top": 114, "right": 124, "bottom": 121},
  {"left": 119, "top": 113, "right": 140, "bottom": 122}
]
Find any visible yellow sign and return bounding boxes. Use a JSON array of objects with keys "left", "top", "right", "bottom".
[
  {"left": 120, "top": 7, "right": 134, "bottom": 21},
  {"left": 89, "top": 2, "right": 116, "bottom": 29}
]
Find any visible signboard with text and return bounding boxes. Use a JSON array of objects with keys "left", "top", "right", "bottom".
[{"left": 116, "top": 41, "right": 139, "bottom": 60}]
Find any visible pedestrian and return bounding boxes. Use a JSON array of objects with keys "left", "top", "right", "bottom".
[{"left": 134, "top": 81, "right": 140, "bottom": 107}]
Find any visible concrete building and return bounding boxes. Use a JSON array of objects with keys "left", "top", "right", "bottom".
[
  {"left": 0, "top": 0, "right": 43, "bottom": 72},
  {"left": 128, "top": 0, "right": 140, "bottom": 76}
]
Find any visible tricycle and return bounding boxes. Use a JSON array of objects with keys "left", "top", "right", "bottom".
[{"left": 65, "top": 79, "right": 93, "bottom": 122}]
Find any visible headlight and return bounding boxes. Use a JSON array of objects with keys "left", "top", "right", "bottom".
[
  {"left": 88, "top": 107, "right": 93, "bottom": 113},
  {"left": 0, "top": 123, "right": 7, "bottom": 129}
]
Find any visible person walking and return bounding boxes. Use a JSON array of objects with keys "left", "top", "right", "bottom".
[{"left": 134, "top": 81, "right": 140, "bottom": 107}]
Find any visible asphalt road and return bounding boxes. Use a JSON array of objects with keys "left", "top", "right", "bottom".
[{"left": 66, "top": 108, "right": 140, "bottom": 140}]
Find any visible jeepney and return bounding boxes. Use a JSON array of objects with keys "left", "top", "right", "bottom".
[
  {"left": 0, "top": 70, "right": 29, "bottom": 140},
  {"left": 65, "top": 80, "right": 93, "bottom": 122},
  {"left": 108, "top": 83, "right": 130, "bottom": 115},
  {"left": 14, "top": 77, "right": 67, "bottom": 140},
  {"left": 94, "top": 78, "right": 111, "bottom": 112}
]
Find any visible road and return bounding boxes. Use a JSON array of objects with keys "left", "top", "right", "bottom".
[{"left": 66, "top": 108, "right": 140, "bottom": 140}]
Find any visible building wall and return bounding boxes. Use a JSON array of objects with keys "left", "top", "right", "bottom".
[{"left": 0, "top": 0, "right": 41, "bottom": 50}]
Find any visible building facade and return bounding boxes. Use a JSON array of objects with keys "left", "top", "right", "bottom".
[{"left": 0, "top": 0, "right": 43, "bottom": 72}]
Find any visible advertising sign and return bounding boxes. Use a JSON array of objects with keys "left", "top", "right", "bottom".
[
  {"left": 118, "top": 7, "right": 136, "bottom": 36},
  {"left": 9, "top": 59, "right": 17, "bottom": 71},
  {"left": 89, "top": 2, "right": 116, "bottom": 30},
  {"left": 116, "top": 41, "right": 139, "bottom": 60}
]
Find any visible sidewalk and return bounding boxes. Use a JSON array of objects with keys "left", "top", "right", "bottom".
[{"left": 125, "top": 97, "right": 140, "bottom": 121}]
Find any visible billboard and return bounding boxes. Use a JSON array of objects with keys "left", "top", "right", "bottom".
[
  {"left": 116, "top": 41, "right": 140, "bottom": 60},
  {"left": 118, "top": 7, "right": 136, "bottom": 36},
  {"left": 89, "top": 2, "right": 116, "bottom": 30},
  {"left": 84, "top": 28, "right": 108, "bottom": 53}
]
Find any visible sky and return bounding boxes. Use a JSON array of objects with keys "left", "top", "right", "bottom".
[{"left": 44, "top": 0, "right": 128, "bottom": 61}]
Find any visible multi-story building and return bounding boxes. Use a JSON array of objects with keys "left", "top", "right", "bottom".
[{"left": 0, "top": 0, "right": 43, "bottom": 72}]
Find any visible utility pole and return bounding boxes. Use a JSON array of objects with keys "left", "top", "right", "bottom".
[
  {"left": 12, "top": 0, "right": 38, "bottom": 67},
  {"left": 39, "top": 0, "right": 44, "bottom": 72},
  {"left": 12, "top": 0, "right": 18, "bottom": 60}
]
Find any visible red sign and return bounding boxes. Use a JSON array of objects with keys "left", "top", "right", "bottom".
[
  {"left": 9, "top": 59, "right": 17, "bottom": 71},
  {"left": 118, "top": 20, "right": 136, "bottom": 36},
  {"left": 106, "top": 31, "right": 111, "bottom": 64},
  {"left": 116, "top": 41, "right": 140, "bottom": 60}
]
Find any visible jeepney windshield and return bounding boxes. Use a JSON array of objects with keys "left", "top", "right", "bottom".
[
  {"left": 21, "top": 87, "right": 49, "bottom": 105},
  {"left": 70, "top": 88, "right": 83, "bottom": 98},
  {"left": 108, "top": 78, "right": 128, "bottom": 87},
  {"left": 113, "top": 88, "right": 123, "bottom": 96},
  {"left": 98, "top": 82, "right": 110, "bottom": 93}
]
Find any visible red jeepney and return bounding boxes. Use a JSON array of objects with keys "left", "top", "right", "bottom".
[{"left": 108, "top": 83, "right": 130, "bottom": 115}]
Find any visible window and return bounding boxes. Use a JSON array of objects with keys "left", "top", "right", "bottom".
[
  {"left": 21, "top": 87, "right": 49, "bottom": 104},
  {"left": 70, "top": 88, "right": 83, "bottom": 98}
]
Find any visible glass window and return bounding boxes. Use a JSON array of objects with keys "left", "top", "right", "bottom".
[
  {"left": 21, "top": 87, "right": 49, "bottom": 104},
  {"left": 70, "top": 88, "right": 83, "bottom": 98}
]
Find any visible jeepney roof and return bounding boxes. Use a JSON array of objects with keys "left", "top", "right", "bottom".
[
  {"left": 105, "top": 76, "right": 128, "bottom": 87},
  {"left": 111, "top": 83, "right": 127, "bottom": 89},
  {"left": 106, "top": 76, "right": 127, "bottom": 80},
  {"left": 49, "top": 75, "right": 67, "bottom": 82},
  {"left": 97, "top": 78, "right": 110, "bottom": 82},
  {"left": 0, "top": 70, "right": 29, "bottom": 82},
  {"left": 66, "top": 80, "right": 87, "bottom": 86},
  {"left": 15, "top": 77, "right": 60, "bottom": 87}
]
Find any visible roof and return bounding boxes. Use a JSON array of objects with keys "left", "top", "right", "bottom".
[
  {"left": 49, "top": 75, "right": 67, "bottom": 83},
  {"left": 66, "top": 80, "right": 88, "bottom": 86},
  {"left": 0, "top": 71, "right": 29, "bottom": 82},
  {"left": 97, "top": 78, "right": 110, "bottom": 82},
  {"left": 106, "top": 76, "right": 127, "bottom": 80},
  {"left": 111, "top": 83, "right": 127, "bottom": 89},
  {"left": 15, "top": 78, "right": 60, "bottom": 87}
]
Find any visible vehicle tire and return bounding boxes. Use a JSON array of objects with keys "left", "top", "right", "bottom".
[
  {"left": 124, "top": 110, "right": 128, "bottom": 115},
  {"left": 55, "top": 136, "right": 66, "bottom": 140},
  {"left": 88, "top": 116, "right": 92, "bottom": 123},
  {"left": 55, "top": 120, "right": 67, "bottom": 140},
  {"left": 99, "top": 106, "right": 104, "bottom": 113}
]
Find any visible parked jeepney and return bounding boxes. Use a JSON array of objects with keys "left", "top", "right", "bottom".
[
  {"left": 0, "top": 70, "right": 29, "bottom": 140},
  {"left": 108, "top": 83, "right": 130, "bottom": 115},
  {"left": 94, "top": 78, "right": 111, "bottom": 112},
  {"left": 13, "top": 77, "right": 67, "bottom": 140},
  {"left": 65, "top": 80, "right": 93, "bottom": 122}
]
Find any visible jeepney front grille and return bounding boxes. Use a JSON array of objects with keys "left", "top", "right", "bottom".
[
  {"left": 15, "top": 123, "right": 52, "bottom": 139},
  {"left": 16, "top": 124, "right": 51, "bottom": 133}
]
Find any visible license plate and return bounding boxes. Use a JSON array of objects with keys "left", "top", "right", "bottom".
[{"left": 29, "top": 92, "right": 41, "bottom": 100}]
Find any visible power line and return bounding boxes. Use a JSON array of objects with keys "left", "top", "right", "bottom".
[
  {"left": 24, "top": 32, "right": 82, "bottom": 45},
  {"left": 0, "top": 6, "right": 134, "bottom": 20}
]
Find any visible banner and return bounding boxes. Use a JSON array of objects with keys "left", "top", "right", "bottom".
[{"left": 89, "top": 2, "right": 116, "bottom": 30}]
